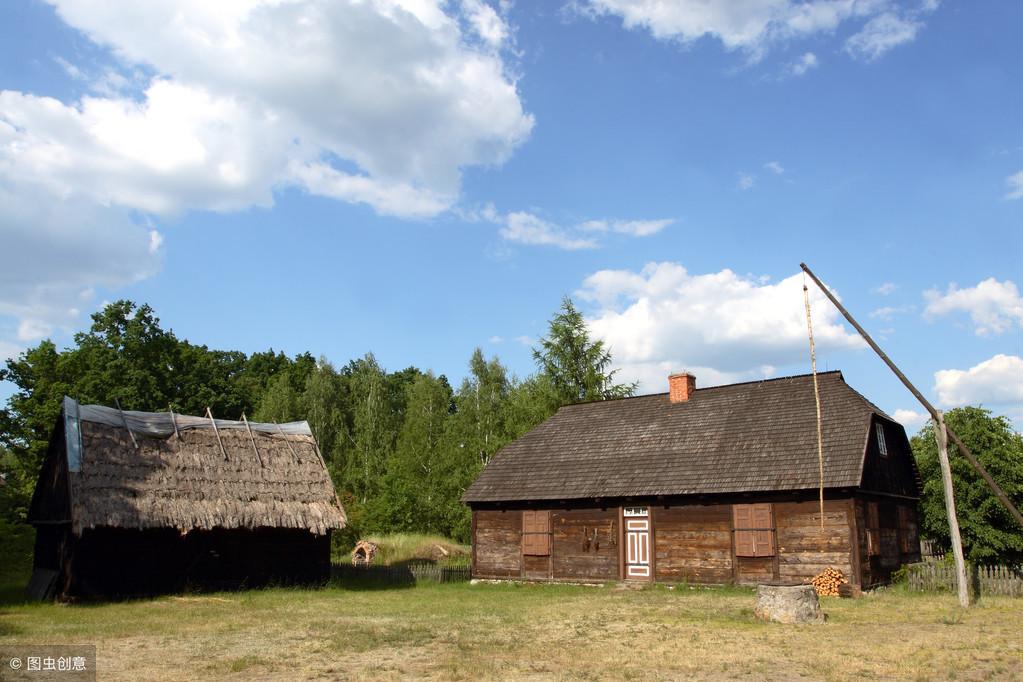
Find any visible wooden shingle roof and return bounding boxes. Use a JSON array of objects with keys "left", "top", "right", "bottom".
[{"left": 463, "top": 371, "right": 894, "bottom": 502}]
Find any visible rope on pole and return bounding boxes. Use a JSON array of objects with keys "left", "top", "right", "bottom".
[{"left": 803, "top": 278, "right": 826, "bottom": 531}]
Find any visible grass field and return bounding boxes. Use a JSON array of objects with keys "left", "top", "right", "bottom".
[{"left": 1, "top": 580, "right": 1021, "bottom": 680}]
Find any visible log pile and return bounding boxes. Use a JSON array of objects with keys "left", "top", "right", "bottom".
[
  {"left": 351, "top": 540, "right": 379, "bottom": 566},
  {"left": 810, "top": 567, "right": 848, "bottom": 597}
]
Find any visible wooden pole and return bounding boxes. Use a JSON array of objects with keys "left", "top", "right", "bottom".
[
  {"left": 206, "top": 407, "right": 228, "bottom": 461},
  {"left": 935, "top": 410, "right": 970, "bottom": 607},
  {"left": 799, "top": 262, "right": 1023, "bottom": 530}
]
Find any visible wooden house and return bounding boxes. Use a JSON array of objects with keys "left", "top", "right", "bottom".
[
  {"left": 27, "top": 397, "right": 347, "bottom": 599},
  {"left": 463, "top": 372, "right": 921, "bottom": 587}
]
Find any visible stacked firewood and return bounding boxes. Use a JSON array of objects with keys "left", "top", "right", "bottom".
[{"left": 810, "top": 567, "right": 848, "bottom": 597}]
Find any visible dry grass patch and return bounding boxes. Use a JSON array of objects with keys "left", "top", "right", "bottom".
[{"left": 0, "top": 583, "right": 1020, "bottom": 680}]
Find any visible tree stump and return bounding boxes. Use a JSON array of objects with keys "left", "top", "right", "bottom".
[{"left": 754, "top": 583, "right": 825, "bottom": 624}]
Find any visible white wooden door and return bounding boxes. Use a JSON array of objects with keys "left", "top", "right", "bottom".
[{"left": 624, "top": 507, "right": 650, "bottom": 579}]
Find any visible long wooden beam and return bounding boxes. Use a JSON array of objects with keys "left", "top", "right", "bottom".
[{"left": 800, "top": 262, "right": 1023, "bottom": 530}]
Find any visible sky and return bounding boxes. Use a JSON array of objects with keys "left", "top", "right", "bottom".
[{"left": 1, "top": 0, "right": 1021, "bottom": 434}]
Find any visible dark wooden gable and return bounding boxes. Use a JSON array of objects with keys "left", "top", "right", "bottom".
[{"left": 858, "top": 415, "right": 921, "bottom": 497}]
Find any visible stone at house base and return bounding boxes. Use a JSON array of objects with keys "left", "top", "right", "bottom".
[{"left": 754, "top": 582, "right": 826, "bottom": 624}]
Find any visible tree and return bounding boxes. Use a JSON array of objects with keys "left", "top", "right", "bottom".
[
  {"left": 912, "top": 407, "right": 1023, "bottom": 565},
  {"left": 533, "top": 297, "right": 636, "bottom": 406},
  {"left": 371, "top": 372, "right": 453, "bottom": 534}
]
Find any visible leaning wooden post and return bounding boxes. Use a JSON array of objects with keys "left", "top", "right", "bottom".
[
  {"left": 799, "top": 262, "right": 1023, "bottom": 531},
  {"left": 934, "top": 410, "right": 970, "bottom": 608}
]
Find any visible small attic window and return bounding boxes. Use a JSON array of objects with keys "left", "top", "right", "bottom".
[{"left": 876, "top": 423, "right": 888, "bottom": 457}]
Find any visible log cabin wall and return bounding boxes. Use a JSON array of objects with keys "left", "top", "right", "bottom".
[
  {"left": 552, "top": 509, "right": 619, "bottom": 581},
  {"left": 774, "top": 500, "right": 854, "bottom": 584},
  {"left": 473, "top": 509, "right": 522, "bottom": 578},
  {"left": 855, "top": 496, "right": 921, "bottom": 587},
  {"left": 652, "top": 504, "right": 732, "bottom": 584}
]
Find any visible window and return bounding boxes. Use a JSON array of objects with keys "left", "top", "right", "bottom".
[
  {"left": 733, "top": 503, "right": 776, "bottom": 557},
  {"left": 521, "top": 510, "right": 550, "bottom": 556},
  {"left": 876, "top": 423, "right": 888, "bottom": 457}
]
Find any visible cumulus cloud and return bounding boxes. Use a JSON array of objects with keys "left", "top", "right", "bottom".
[
  {"left": 924, "top": 278, "right": 1023, "bottom": 335},
  {"left": 763, "top": 160, "right": 786, "bottom": 174},
  {"left": 738, "top": 172, "right": 755, "bottom": 190},
  {"left": 577, "top": 262, "right": 864, "bottom": 392},
  {"left": 1, "top": 0, "right": 532, "bottom": 349},
  {"left": 873, "top": 282, "right": 897, "bottom": 295},
  {"left": 8, "top": 1, "right": 533, "bottom": 218},
  {"left": 1006, "top": 170, "right": 1023, "bottom": 200},
  {"left": 583, "top": 0, "right": 937, "bottom": 61},
  {"left": 934, "top": 354, "right": 1023, "bottom": 408},
  {"left": 893, "top": 408, "right": 929, "bottom": 433}
]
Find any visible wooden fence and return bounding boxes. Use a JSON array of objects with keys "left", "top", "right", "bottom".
[
  {"left": 331, "top": 561, "right": 471, "bottom": 587},
  {"left": 905, "top": 562, "right": 1023, "bottom": 597}
]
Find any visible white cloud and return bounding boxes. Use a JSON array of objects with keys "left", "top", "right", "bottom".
[
  {"left": 894, "top": 408, "right": 929, "bottom": 432},
  {"left": 579, "top": 218, "right": 674, "bottom": 236},
  {"left": 1, "top": 1, "right": 533, "bottom": 350},
  {"left": 738, "top": 172, "right": 755, "bottom": 190},
  {"left": 0, "top": 340, "right": 24, "bottom": 364},
  {"left": 497, "top": 211, "right": 673, "bottom": 250},
  {"left": 844, "top": 11, "right": 921, "bottom": 61},
  {"left": 1006, "top": 170, "right": 1023, "bottom": 200},
  {"left": 500, "top": 212, "right": 599, "bottom": 250},
  {"left": 488, "top": 335, "right": 503, "bottom": 343},
  {"left": 873, "top": 282, "right": 897, "bottom": 295},
  {"left": 461, "top": 0, "right": 510, "bottom": 48},
  {"left": 578, "top": 262, "right": 864, "bottom": 392},
  {"left": 934, "top": 354, "right": 1023, "bottom": 408},
  {"left": 924, "top": 278, "right": 1023, "bottom": 336},
  {"left": 583, "top": 1, "right": 935, "bottom": 61},
  {"left": 6, "top": 1, "right": 533, "bottom": 219},
  {"left": 788, "top": 52, "right": 818, "bottom": 76},
  {"left": 514, "top": 335, "right": 534, "bottom": 346},
  {"left": 869, "top": 305, "right": 911, "bottom": 321},
  {"left": 763, "top": 160, "right": 786, "bottom": 174}
]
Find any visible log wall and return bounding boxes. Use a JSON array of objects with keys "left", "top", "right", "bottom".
[
  {"left": 652, "top": 504, "right": 732, "bottom": 584},
  {"left": 552, "top": 509, "right": 619, "bottom": 581},
  {"left": 774, "top": 500, "right": 853, "bottom": 583},
  {"left": 473, "top": 510, "right": 522, "bottom": 578}
]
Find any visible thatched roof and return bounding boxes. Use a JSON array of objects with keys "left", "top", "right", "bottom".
[
  {"left": 45, "top": 398, "right": 346, "bottom": 535},
  {"left": 463, "top": 371, "right": 901, "bottom": 503}
]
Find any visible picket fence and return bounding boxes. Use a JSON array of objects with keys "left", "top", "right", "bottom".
[
  {"left": 905, "top": 562, "right": 1023, "bottom": 597},
  {"left": 331, "top": 561, "right": 471, "bottom": 587}
]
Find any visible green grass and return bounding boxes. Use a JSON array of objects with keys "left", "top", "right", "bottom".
[
  {"left": 1, "top": 582, "right": 1020, "bottom": 680},
  {"left": 0, "top": 522, "right": 34, "bottom": 605}
]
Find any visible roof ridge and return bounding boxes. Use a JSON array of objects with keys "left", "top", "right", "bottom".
[{"left": 560, "top": 370, "right": 846, "bottom": 409}]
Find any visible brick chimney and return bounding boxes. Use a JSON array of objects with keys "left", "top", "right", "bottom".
[{"left": 668, "top": 372, "right": 696, "bottom": 403}]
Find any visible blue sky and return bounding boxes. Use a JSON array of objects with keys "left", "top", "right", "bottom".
[{"left": 1, "top": 0, "right": 1021, "bottom": 433}]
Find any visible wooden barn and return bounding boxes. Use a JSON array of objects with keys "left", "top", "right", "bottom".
[
  {"left": 463, "top": 371, "right": 921, "bottom": 588},
  {"left": 27, "top": 397, "right": 346, "bottom": 599}
]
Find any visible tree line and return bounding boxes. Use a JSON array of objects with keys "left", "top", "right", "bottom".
[
  {"left": 2, "top": 300, "right": 1021, "bottom": 563},
  {"left": 0, "top": 298, "right": 634, "bottom": 544}
]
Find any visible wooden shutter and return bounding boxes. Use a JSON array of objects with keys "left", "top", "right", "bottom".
[
  {"left": 522, "top": 511, "right": 550, "bottom": 556},
  {"left": 866, "top": 501, "right": 881, "bottom": 557},
  {"left": 733, "top": 505, "right": 756, "bottom": 557},
  {"left": 734, "top": 503, "right": 775, "bottom": 557},
  {"left": 752, "top": 503, "right": 776, "bottom": 557}
]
